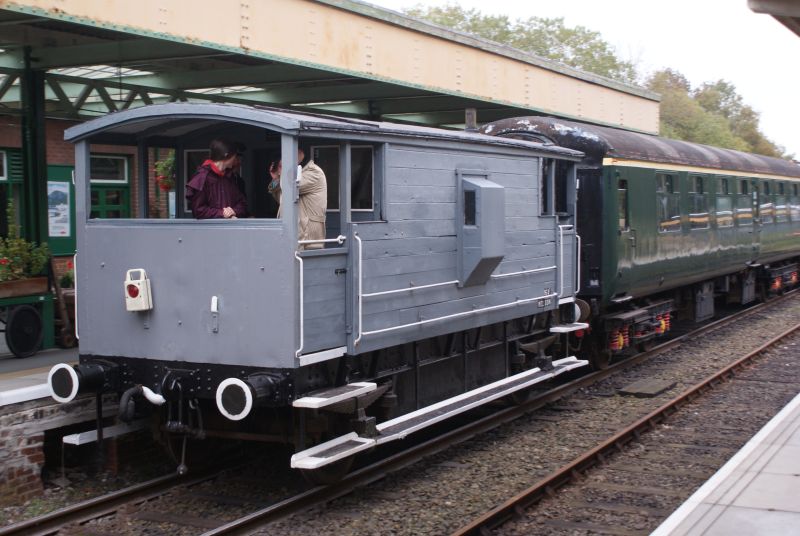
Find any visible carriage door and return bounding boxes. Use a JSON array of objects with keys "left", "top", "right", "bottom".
[{"left": 615, "top": 169, "right": 635, "bottom": 292}]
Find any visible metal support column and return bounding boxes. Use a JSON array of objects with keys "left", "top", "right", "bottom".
[{"left": 20, "top": 47, "right": 47, "bottom": 244}]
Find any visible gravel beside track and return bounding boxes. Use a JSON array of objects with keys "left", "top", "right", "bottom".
[
  {"left": 257, "top": 295, "right": 800, "bottom": 536},
  {"left": 499, "top": 332, "right": 800, "bottom": 535}
]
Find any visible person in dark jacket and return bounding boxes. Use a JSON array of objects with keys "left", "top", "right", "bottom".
[{"left": 186, "top": 138, "right": 248, "bottom": 219}]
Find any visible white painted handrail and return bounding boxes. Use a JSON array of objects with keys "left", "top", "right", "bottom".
[
  {"left": 491, "top": 266, "right": 556, "bottom": 279},
  {"left": 557, "top": 224, "right": 574, "bottom": 298},
  {"left": 354, "top": 234, "right": 363, "bottom": 347},
  {"left": 362, "top": 280, "right": 459, "bottom": 298},
  {"left": 295, "top": 251, "right": 304, "bottom": 358},
  {"left": 298, "top": 235, "right": 346, "bottom": 246},
  {"left": 575, "top": 233, "right": 582, "bottom": 294}
]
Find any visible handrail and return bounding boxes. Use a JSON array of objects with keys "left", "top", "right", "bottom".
[
  {"left": 354, "top": 234, "right": 363, "bottom": 347},
  {"left": 73, "top": 254, "right": 79, "bottom": 340},
  {"left": 575, "top": 233, "right": 582, "bottom": 294},
  {"left": 298, "top": 235, "right": 346, "bottom": 246},
  {"left": 362, "top": 280, "right": 459, "bottom": 298},
  {"left": 557, "top": 224, "right": 574, "bottom": 298},
  {"left": 490, "top": 266, "right": 556, "bottom": 279},
  {"left": 295, "top": 252, "right": 304, "bottom": 358},
  {"left": 361, "top": 292, "right": 559, "bottom": 337}
]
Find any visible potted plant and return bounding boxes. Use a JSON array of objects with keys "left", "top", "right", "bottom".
[
  {"left": 154, "top": 154, "right": 175, "bottom": 192},
  {"left": 0, "top": 201, "right": 50, "bottom": 298}
]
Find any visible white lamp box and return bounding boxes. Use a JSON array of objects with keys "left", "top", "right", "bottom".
[{"left": 124, "top": 268, "right": 153, "bottom": 311}]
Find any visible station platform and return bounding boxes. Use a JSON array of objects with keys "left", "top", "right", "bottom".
[
  {"left": 0, "top": 347, "right": 78, "bottom": 405},
  {"left": 652, "top": 391, "right": 800, "bottom": 535}
]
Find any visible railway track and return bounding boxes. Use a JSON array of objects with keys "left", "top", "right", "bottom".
[
  {"left": 203, "top": 293, "right": 800, "bottom": 536},
  {"left": 452, "top": 316, "right": 800, "bottom": 535},
  {"left": 3, "top": 293, "right": 796, "bottom": 535}
]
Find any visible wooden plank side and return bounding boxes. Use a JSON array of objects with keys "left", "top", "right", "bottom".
[
  {"left": 304, "top": 316, "right": 346, "bottom": 352},
  {"left": 386, "top": 167, "right": 457, "bottom": 187},
  {"left": 362, "top": 251, "right": 455, "bottom": 278},
  {"left": 386, "top": 146, "right": 538, "bottom": 175},
  {"left": 356, "top": 220, "right": 456, "bottom": 240},
  {"left": 390, "top": 184, "right": 456, "bottom": 203},
  {"left": 385, "top": 201, "right": 455, "bottom": 221},
  {"left": 362, "top": 236, "right": 457, "bottom": 259}
]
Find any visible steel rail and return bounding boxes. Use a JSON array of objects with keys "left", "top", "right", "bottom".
[
  {"left": 0, "top": 472, "right": 215, "bottom": 536},
  {"left": 202, "top": 291, "right": 798, "bottom": 536},
  {"left": 451, "top": 316, "right": 800, "bottom": 535}
]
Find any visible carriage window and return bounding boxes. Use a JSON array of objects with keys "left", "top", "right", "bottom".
[
  {"left": 791, "top": 186, "right": 800, "bottom": 221},
  {"left": 656, "top": 173, "right": 681, "bottom": 232},
  {"left": 313, "top": 145, "right": 375, "bottom": 212},
  {"left": 716, "top": 178, "right": 733, "bottom": 228},
  {"left": 0, "top": 150, "right": 6, "bottom": 181},
  {"left": 760, "top": 181, "right": 775, "bottom": 224},
  {"left": 778, "top": 182, "right": 785, "bottom": 195},
  {"left": 736, "top": 179, "right": 753, "bottom": 226},
  {"left": 776, "top": 194, "right": 789, "bottom": 223},
  {"left": 617, "top": 179, "right": 629, "bottom": 230},
  {"left": 689, "top": 175, "right": 709, "bottom": 229}
]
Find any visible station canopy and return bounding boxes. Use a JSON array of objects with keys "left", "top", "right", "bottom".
[{"left": 0, "top": 0, "right": 660, "bottom": 131}]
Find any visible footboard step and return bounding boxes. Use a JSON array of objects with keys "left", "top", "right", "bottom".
[
  {"left": 549, "top": 322, "right": 589, "bottom": 333},
  {"left": 292, "top": 382, "right": 377, "bottom": 409},
  {"left": 289, "top": 357, "right": 587, "bottom": 469},
  {"left": 374, "top": 356, "right": 588, "bottom": 445},
  {"left": 62, "top": 419, "right": 148, "bottom": 446},
  {"left": 290, "top": 433, "right": 375, "bottom": 470}
]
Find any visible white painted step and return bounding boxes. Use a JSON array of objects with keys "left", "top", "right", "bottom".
[
  {"left": 290, "top": 357, "right": 587, "bottom": 469},
  {"left": 550, "top": 322, "right": 589, "bottom": 333},
  {"left": 292, "top": 382, "right": 377, "bottom": 409}
]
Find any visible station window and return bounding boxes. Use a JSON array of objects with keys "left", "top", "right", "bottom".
[
  {"left": 716, "top": 178, "right": 734, "bottom": 228},
  {"left": 617, "top": 179, "right": 629, "bottom": 231},
  {"left": 736, "top": 179, "right": 753, "bottom": 226},
  {"left": 89, "top": 155, "right": 130, "bottom": 219},
  {"left": 656, "top": 172, "right": 681, "bottom": 232},
  {"left": 689, "top": 175, "right": 709, "bottom": 229},
  {"left": 312, "top": 145, "right": 375, "bottom": 213}
]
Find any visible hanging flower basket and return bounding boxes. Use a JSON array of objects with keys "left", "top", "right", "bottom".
[
  {"left": 154, "top": 154, "right": 176, "bottom": 192},
  {"left": 156, "top": 175, "right": 175, "bottom": 192}
]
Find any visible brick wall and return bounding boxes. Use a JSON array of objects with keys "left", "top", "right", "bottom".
[{"left": 0, "top": 394, "right": 118, "bottom": 505}]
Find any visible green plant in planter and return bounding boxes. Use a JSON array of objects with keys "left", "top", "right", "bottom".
[{"left": 0, "top": 201, "right": 50, "bottom": 282}]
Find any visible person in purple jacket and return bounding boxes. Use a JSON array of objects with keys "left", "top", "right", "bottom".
[{"left": 185, "top": 138, "right": 248, "bottom": 219}]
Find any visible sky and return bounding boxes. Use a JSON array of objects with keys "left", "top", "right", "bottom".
[{"left": 366, "top": 0, "right": 800, "bottom": 158}]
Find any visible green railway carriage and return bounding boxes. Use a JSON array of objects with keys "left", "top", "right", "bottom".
[{"left": 483, "top": 117, "right": 800, "bottom": 365}]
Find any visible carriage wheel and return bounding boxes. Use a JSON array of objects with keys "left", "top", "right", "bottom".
[{"left": 5, "top": 305, "right": 44, "bottom": 358}]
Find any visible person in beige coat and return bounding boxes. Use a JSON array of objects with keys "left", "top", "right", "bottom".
[{"left": 268, "top": 147, "right": 327, "bottom": 250}]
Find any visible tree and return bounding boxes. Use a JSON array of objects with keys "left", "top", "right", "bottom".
[
  {"left": 646, "top": 70, "right": 789, "bottom": 158},
  {"left": 404, "top": 4, "right": 638, "bottom": 84}
]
